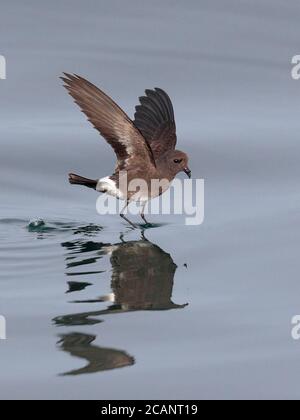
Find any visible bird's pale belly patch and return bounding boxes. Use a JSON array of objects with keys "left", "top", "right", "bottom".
[{"left": 97, "top": 175, "right": 170, "bottom": 203}]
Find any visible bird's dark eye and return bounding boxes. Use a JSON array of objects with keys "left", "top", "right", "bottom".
[{"left": 174, "top": 158, "right": 182, "bottom": 164}]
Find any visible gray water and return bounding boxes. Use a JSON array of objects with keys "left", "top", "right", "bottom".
[{"left": 1, "top": 0, "right": 300, "bottom": 400}]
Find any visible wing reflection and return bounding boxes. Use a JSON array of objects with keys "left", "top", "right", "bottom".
[{"left": 57, "top": 333, "right": 134, "bottom": 375}]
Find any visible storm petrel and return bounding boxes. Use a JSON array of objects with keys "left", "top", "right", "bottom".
[{"left": 61, "top": 74, "right": 191, "bottom": 227}]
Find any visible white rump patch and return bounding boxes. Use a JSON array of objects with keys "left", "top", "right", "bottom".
[{"left": 96, "top": 176, "right": 124, "bottom": 199}]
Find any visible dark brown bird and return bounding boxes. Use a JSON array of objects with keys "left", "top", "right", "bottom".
[{"left": 61, "top": 74, "right": 191, "bottom": 227}]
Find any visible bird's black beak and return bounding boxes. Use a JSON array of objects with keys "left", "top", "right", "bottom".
[{"left": 183, "top": 167, "right": 191, "bottom": 178}]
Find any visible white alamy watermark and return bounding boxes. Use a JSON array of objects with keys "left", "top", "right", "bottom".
[
  {"left": 291, "top": 55, "right": 300, "bottom": 80},
  {"left": 96, "top": 174, "right": 204, "bottom": 225},
  {"left": 291, "top": 315, "right": 300, "bottom": 340},
  {"left": 0, "top": 55, "right": 6, "bottom": 79},
  {"left": 0, "top": 315, "right": 6, "bottom": 340}
]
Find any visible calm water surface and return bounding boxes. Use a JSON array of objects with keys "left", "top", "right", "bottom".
[{"left": 1, "top": 0, "right": 300, "bottom": 399}]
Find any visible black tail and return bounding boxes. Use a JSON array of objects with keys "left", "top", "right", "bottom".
[{"left": 68, "top": 173, "right": 97, "bottom": 190}]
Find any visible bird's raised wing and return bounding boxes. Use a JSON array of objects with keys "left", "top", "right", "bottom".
[
  {"left": 133, "top": 88, "right": 177, "bottom": 160},
  {"left": 61, "top": 74, "right": 156, "bottom": 171}
]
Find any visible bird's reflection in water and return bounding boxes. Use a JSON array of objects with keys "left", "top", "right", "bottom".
[
  {"left": 57, "top": 333, "right": 134, "bottom": 376},
  {"left": 55, "top": 230, "right": 188, "bottom": 375}
]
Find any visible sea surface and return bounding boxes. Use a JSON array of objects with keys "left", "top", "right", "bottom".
[{"left": 1, "top": 0, "right": 300, "bottom": 399}]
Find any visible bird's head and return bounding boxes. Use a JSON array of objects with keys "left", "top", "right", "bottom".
[{"left": 168, "top": 150, "right": 191, "bottom": 178}]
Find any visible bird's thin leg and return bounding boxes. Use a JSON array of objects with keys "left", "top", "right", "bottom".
[
  {"left": 120, "top": 201, "right": 137, "bottom": 229},
  {"left": 140, "top": 229, "right": 149, "bottom": 241},
  {"left": 140, "top": 202, "right": 150, "bottom": 225}
]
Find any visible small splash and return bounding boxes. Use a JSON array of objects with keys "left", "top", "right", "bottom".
[
  {"left": 27, "top": 219, "right": 51, "bottom": 232},
  {"left": 26, "top": 219, "right": 103, "bottom": 236},
  {"left": 28, "top": 218, "right": 46, "bottom": 227}
]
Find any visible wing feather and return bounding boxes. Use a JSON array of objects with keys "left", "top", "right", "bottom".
[
  {"left": 61, "top": 73, "right": 156, "bottom": 171},
  {"left": 134, "top": 88, "right": 177, "bottom": 159}
]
